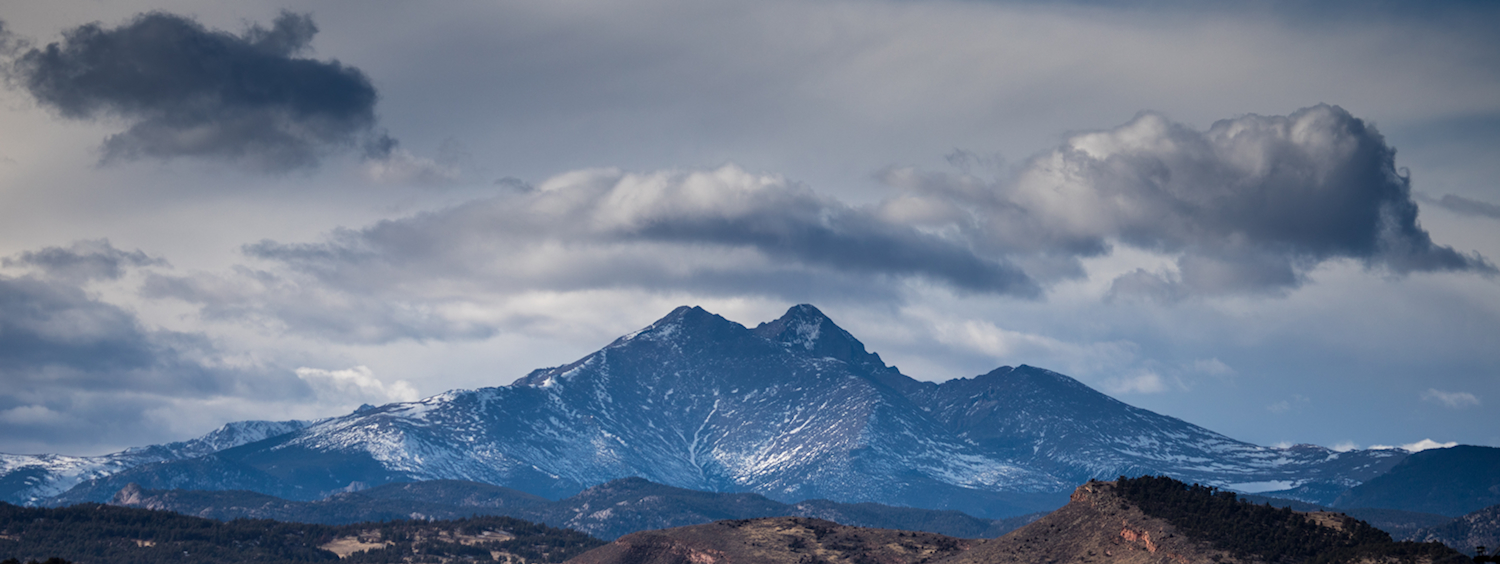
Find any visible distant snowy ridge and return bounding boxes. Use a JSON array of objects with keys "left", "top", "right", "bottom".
[{"left": 0, "top": 419, "right": 309, "bottom": 505}]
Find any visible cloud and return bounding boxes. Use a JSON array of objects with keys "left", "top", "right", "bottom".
[
  {"left": 1424, "top": 193, "right": 1500, "bottom": 220},
  {"left": 1187, "top": 358, "right": 1235, "bottom": 378},
  {"left": 10, "top": 11, "right": 384, "bottom": 171},
  {"left": 1396, "top": 439, "right": 1457, "bottom": 452},
  {"left": 144, "top": 165, "right": 1038, "bottom": 343},
  {"left": 363, "top": 147, "right": 462, "bottom": 185},
  {"left": 1368, "top": 438, "right": 1458, "bottom": 452},
  {"left": 1267, "top": 394, "right": 1309, "bottom": 414},
  {"left": 883, "top": 104, "right": 1493, "bottom": 300},
  {"left": 1421, "top": 388, "right": 1480, "bottom": 409},
  {"left": 140, "top": 107, "right": 1495, "bottom": 348},
  {"left": 0, "top": 404, "right": 69, "bottom": 426},
  {"left": 3, "top": 239, "right": 164, "bottom": 283},
  {"left": 294, "top": 366, "right": 419, "bottom": 408},
  {"left": 908, "top": 311, "right": 1141, "bottom": 377},
  {"left": 0, "top": 271, "right": 265, "bottom": 452},
  {"left": 0, "top": 20, "right": 19, "bottom": 57},
  {"left": 1101, "top": 371, "right": 1167, "bottom": 395},
  {"left": 0, "top": 243, "right": 365, "bottom": 454},
  {"left": 1, "top": 274, "right": 174, "bottom": 379}
]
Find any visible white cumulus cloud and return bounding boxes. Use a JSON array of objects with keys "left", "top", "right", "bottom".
[
  {"left": 1399, "top": 439, "right": 1458, "bottom": 452},
  {"left": 1421, "top": 388, "right": 1480, "bottom": 409},
  {"left": 294, "top": 365, "right": 420, "bottom": 407}
]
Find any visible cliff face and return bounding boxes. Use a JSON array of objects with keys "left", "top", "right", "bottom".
[{"left": 942, "top": 481, "right": 1256, "bottom": 564}]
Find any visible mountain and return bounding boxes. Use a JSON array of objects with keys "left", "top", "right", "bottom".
[
  {"left": 912, "top": 368, "right": 1405, "bottom": 489},
  {"left": 1239, "top": 495, "right": 1454, "bottom": 541},
  {"left": 34, "top": 305, "right": 1411, "bottom": 517},
  {"left": 1250, "top": 481, "right": 1355, "bottom": 506},
  {"left": 939, "top": 479, "right": 1249, "bottom": 564},
  {"left": 1412, "top": 503, "right": 1500, "bottom": 555},
  {"left": 0, "top": 419, "right": 308, "bottom": 506},
  {"left": 0, "top": 500, "right": 602, "bottom": 564},
  {"left": 568, "top": 478, "right": 1468, "bottom": 564},
  {"left": 107, "top": 476, "right": 1038, "bottom": 540},
  {"left": 950, "top": 477, "right": 1467, "bottom": 564},
  {"left": 1331, "top": 445, "right": 1500, "bottom": 516},
  {"left": 108, "top": 480, "right": 550, "bottom": 525}
]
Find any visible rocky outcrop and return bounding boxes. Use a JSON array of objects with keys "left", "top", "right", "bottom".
[{"left": 937, "top": 481, "right": 1253, "bottom": 564}]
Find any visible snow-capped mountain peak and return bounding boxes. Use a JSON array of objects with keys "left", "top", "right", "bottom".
[{"left": 10, "top": 305, "right": 1411, "bottom": 516}]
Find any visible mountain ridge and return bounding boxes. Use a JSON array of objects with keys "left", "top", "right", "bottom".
[
  {"left": 8, "top": 304, "right": 1419, "bottom": 517},
  {"left": 0, "top": 419, "right": 309, "bottom": 505},
  {"left": 106, "top": 476, "right": 1042, "bottom": 540}
]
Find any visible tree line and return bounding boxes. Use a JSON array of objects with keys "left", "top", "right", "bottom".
[
  {"left": 1114, "top": 475, "right": 1469, "bottom": 564},
  {"left": 0, "top": 501, "right": 603, "bottom": 564}
]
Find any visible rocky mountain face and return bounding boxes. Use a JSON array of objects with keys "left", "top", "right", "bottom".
[
  {"left": 14, "top": 305, "right": 1413, "bottom": 517},
  {"left": 1330, "top": 445, "right": 1500, "bottom": 517},
  {"left": 913, "top": 369, "right": 1406, "bottom": 490},
  {"left": 0, "top": 419, "right": 308, "bottom": 505},
  {"left": 1412, "top": 503, "right": 1500, "bottom": 556}
]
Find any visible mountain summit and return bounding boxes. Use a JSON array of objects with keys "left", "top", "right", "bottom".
[{"left": 17, "top": 305, "right": 1405, "bottom": 517}]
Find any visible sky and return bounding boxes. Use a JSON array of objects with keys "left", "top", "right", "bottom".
[{"left": 1, "top": 0, "right": 1498, "bottom": 456}]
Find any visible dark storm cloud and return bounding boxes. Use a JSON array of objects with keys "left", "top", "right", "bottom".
[
  {"left": 3, "top": 239, "right": 165, "bottom": 283},
  {"left": 10, "top": 11, "right": 384, "bottom": 171},
  {"left": 1425, "top": 193, "right": 1500, "bottom": 220},
  {"left": 883, "top": 104, "right": 1493, "bottom": 299}
]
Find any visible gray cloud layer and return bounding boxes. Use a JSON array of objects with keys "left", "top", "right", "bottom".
[
  {"left": 142, "top": 166, "right": 1036, "bottom": 343},
  {"left": 0, "top": 242, "right": 311, "bottom": 452},
  {"left": 2, "top": 239, "right": 165, "bottom": 283},
  {"left": 1427, "top": 193, "right": 1500, "bottom": 220},
  {"left": 9, "top": 11, "right": 386, "bottom": 171},
  {"left": 882, "top": 104, "right": 1492, "bottom": 299},
  {"left": 251, "top": 167, "right": 1035, "bottom": 294},
  {"left": 138, "top": 106, "right": 1492, "bottom": 344}
]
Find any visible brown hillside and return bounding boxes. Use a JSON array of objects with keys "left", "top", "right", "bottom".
[
  {"left": 938, "top": 481, "right": 1253, "bottom": 564},
  {"left": 566, "top": 479, "right": 1465, "bottom": 564},
  {"left": 567, "top": 516, "right": 976, "bottom": 564}
]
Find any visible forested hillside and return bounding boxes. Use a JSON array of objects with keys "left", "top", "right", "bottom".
[
  {"left": 1116, "top": 476, "right": 1469, "bottom": 564},
  {"left": 0, "top": 502, "right": 602, "bottom": 564}
]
